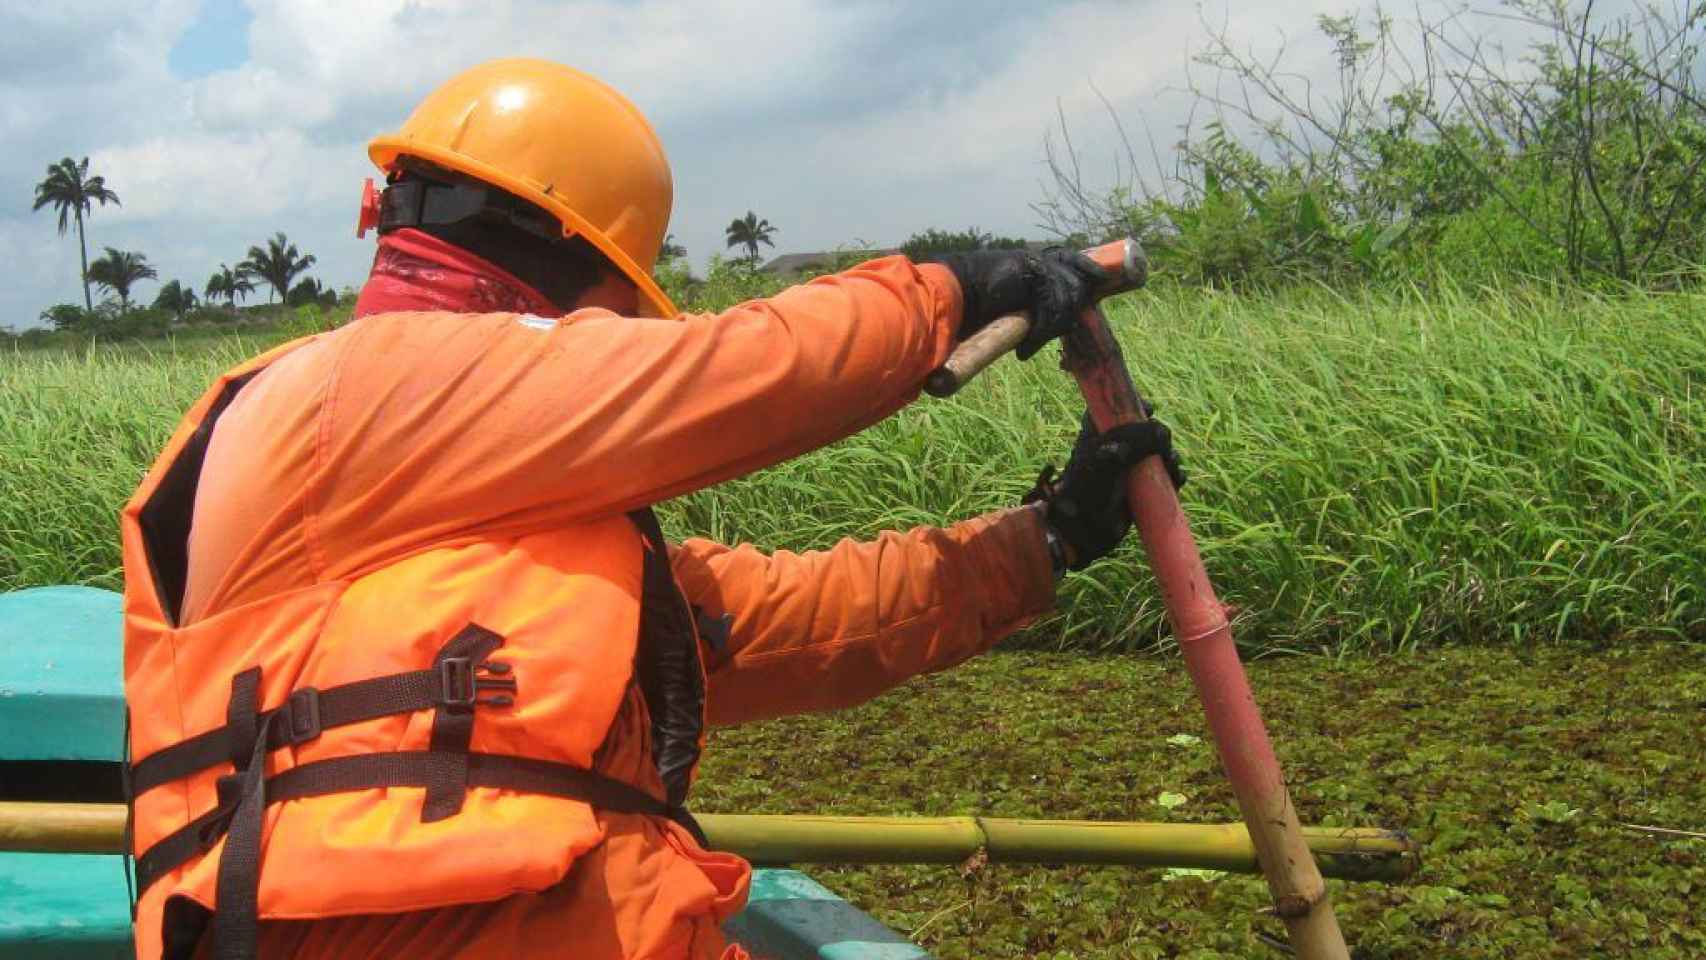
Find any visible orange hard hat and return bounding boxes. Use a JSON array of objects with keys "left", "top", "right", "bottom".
[{"left": 369, "top": 58, "right": 677, "bottom": 317}]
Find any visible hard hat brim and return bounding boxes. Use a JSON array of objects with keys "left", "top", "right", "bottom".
[{"left": 370, "top": 137, "right": 679, "bottom": 319}]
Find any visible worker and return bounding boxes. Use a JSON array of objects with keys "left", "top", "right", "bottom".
[{"left": 119, "top": 58, "right": 1181, "bottom": 960}]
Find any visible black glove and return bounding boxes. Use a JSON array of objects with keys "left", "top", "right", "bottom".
[
  {"left": 1023, "top": 411, "right": 1185, "bottom": 571},
  {"left": 928, "top": 247, "right": 1103, "bottom": 360}
]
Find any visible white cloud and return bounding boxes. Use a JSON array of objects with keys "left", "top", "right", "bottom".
[
  {"left": 186, "top": 0, "right": 905, "bottom": 137},
  {"left": 91, "top": 130, "right": 356, "bottom": 223},
  {"left": 4, "top": 0, "right": 1570, "bottom": 327}
]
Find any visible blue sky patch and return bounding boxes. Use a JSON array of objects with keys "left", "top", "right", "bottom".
[{"left": 168, "top": 0, "right": 252, "bottom": 79}]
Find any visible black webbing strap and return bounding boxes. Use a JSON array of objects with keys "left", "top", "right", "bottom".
[
  {"left": 628, "top": 509, "right": 707, "bottom": 811},
  {"left": 423, "top": 624, "right": 507, "bottom": 822},
  {"left": 133, "top": 750, "right": 680, "bottom": 896},
  {"left": 224, "top": 668, "right": 259, "bottom": 772},
  {"left": 130, "top": 640, "right": 514, "bottom": 797},
  {"left": 212, "top": 669, "right": 273, "bottom": 960},
  {"left": 135, "top": 617, "right": 702, "bottom": 959}
]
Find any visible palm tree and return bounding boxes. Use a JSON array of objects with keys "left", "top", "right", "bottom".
[
  {"left": 31, "top": 157, "right": 121, "bottom": 310},
  {"left": 86, "top": 247, "right": 157, "bottom": 310},
  {"left": 205, "top": 263, "right": 256, "bottom": 314},
  {"left": 240, "top": 232, "right": 317, "bottom": 304},
  {"left": 660, "top": 233, "right": 688, "bottom": 262},
  {"left": 152, "top": 280, "right": 198, "bottom": 321},
  {"left": 724, "top": 211, "right": 777, "bottom": 263}
]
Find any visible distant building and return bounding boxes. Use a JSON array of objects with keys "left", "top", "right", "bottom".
[
  {"left": 758, "top": 240, "right": 1056, "bottom": 276},
  {"left": 758, "top": 249, "right": 899, "bottom": 276}
]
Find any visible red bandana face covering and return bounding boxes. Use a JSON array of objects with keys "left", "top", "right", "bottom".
[{"left": 353, "top": 227, "right": 561, "bottom": 320}]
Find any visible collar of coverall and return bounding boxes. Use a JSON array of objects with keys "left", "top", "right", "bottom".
[{"left": 352, "top": 227, "right": 562, "bottom": 321}]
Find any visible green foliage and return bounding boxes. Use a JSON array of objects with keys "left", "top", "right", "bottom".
[
  {"left": 659, "top": 255, "right": 791, "bottom": 314},
  {"left": 285, "top": 276, "right": 338, "bottom": 308},
  {"left": 7, "top": 265, "right": 1705, "bottom": 956},
  {"left": 899, "top": 228, "right": 1030, "bottom": 261},
  {"left": 30, "top": 157, "right": 121, "bottom": 238},
  {"left": 801, "top": 244, "right": 897, "bottom": 276},
  {"left": 29, "top": 302, "right": 176, "bottom": 342},
  {"left": 38, "top": 303, "right": 89, "bottom": 332},
  {"left": 1068, "top": 3, "right": 1706, "bottom": 291},
  {"left": 240, "top": 232, "right": 316, "bottom": 304},
  {"left": 151, "top": 280, "right": 198, "bottom": 320},
  {"left": 652, "top": 256, "right": 694, "bottom": 306},
  {"left": 204, "top": 263, "right": 256, "bottom": 313},
  {"left": 182, "top": 306, "right": 230, "bottom": 327},
  {"left": 85, "top": 247, "right": 157, "bottom": 309},
  {"left": 660, "top": 282, "right": 1706, "bottom": 653},
  {"left": 724, "top": 210, "right": 778, "bottom": 262},
  {"left": 5, "top": 284, "right": 1702, "bottom": 651},
  {"left": 276, "top": 302, "right": 349, "bottom": 341},
  {"left": 30, "top": 156, "right": 120, "bottom": 310},
  {"left": 694, "top": 644, "right": 1706, "bottom": 956},
  {"left": 1, "top": 327, "right": 60, "bottom": 349},
  {"left": 102, "top": 307, "right": 173, "bottom": 340}
]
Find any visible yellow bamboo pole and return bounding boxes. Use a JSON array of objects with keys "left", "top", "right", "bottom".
[
  {"left": 0, "top": 800, "right": 122, "bottom": 854},
  {"left": 0, "top": 803, "right": 1418, "bottom": 882}
]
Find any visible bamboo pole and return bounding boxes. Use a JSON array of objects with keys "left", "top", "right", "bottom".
[
  {"left": 0, "top": 802, "right": 1418, "bottom": 883},
  {"left": 0, "top": 800, "right": 122, "bottom": 855}
]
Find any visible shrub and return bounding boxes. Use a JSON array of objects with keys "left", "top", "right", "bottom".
[
  {"left": 1042, "top": 2, "right": 1706, "bottom": 291},
  {"left": 39, "top": 303, "right": 91, "bottom": 332},
  {"left": 286, "top": 277, "right": 339, "bottom": 308},
  {"left": 670, "top": 256, "right": 789, "bottom": 313},
  {"left": 14, "top": 328, "right": 61, "bottom": 349},
  {"left": 276, "top": 303, "right": 350, "bottom": 340},
  {"left": 899, "top": 228, "right": 1029, "bottom": 261},
  {"left": 183, "top": 307, "right": 231, "bottom": 327},
  {"left": 103, "top": 308, "right": 172, "bottom": 340}
]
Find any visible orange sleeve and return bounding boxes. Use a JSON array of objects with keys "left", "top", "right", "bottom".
[
  {"left": 669, "top": 505, "right": 1057, "bottom": 727},
  {"left": 306, "top": 258, "right": 962, "bottom": 579}
]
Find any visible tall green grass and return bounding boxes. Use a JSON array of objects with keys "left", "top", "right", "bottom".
[
  {"left": 665, "top": 281, "right": 1706, "bottom": 653},
  {"left": 3, "top": 284, "right": 1702, "bottom": 653},
  {"left": 2, "top": 335, "right": 268, "bottom": 587}
]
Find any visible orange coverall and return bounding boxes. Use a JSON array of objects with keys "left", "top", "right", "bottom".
[{"left": 177, "top": 238, "right": 1057, "bottom": 958}]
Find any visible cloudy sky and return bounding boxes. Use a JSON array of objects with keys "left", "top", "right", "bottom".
[{"left": 3, "top": 0, "right": 1493, "bottom": 327}]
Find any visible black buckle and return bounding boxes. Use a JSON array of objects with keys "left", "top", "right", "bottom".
[
  {"left": 439, "top": 657, "right": 477, "bottom": 708},
  {"left": 284, "top": 687, "right": 322, "bottom": 744},
  {"left": 475, "top": 659, "right": 517, "bottom": 707},
  {"left": 438, "top": 658, "right": 517, "bottom": 709}
]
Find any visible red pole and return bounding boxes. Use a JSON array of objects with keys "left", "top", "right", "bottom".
[
  {"left": 1063, "top": 294, "right": 1350, "bottom": 958},
  {"left": 926, "top": 238, "right": 1352, "bottom": 956}
]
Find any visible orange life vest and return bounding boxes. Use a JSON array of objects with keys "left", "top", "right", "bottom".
[{"left": 122, "top": 340, "right": 712, "bottom": 960}]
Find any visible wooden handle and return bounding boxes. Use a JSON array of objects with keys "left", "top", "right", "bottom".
[
  {"left": 924, "top": 312, "right": 1030, "bottom": 397},
  {"left": 925, "top": 237, "right": 1148, "bottom": 398}
]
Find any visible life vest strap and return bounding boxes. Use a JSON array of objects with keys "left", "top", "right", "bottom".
[
  {"left": 423, "top": 623, "right": 506, "bottom": 822},
  {"left": 139, "top": 748, "right": 698, "bottom": 959},
  {"left": 129, "top": 628, "right": 517, "bottom": 797},
  {"left": 134, "top": 748, "right": 686, "bottom": 896},
  {"left": 212, "top": 668, "right": 271, "bottom": 960},
  {"left": 630, "top": 508, "right": 707, "bottom": 809},
  {"left": 132, "top": 623, "right": 700, "bottom": 960}
]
